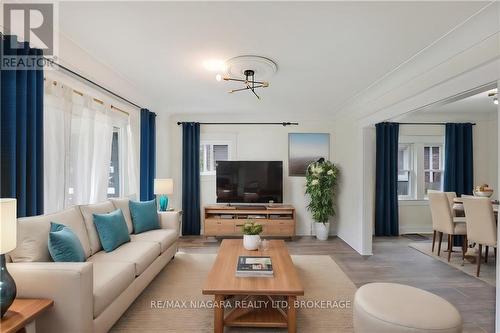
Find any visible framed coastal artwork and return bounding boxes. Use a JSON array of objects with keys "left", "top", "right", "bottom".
[{"left": 288, "top": 133, "right": 330, "bottom": 176}]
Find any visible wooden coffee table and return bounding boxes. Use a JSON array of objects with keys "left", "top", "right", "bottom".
[{"left": 202, "top": 239, "right": 304, "bottom": 333}]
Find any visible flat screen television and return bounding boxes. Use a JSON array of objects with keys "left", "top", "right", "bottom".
[{"left": 216, "top": 161, "right": 283, "bottom": 204}]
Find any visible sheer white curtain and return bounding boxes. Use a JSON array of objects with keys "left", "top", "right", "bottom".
[
  {"left": 44, "top": 79, "right": 132, "bottom": 213},
  {"left": 124, "top": 123, "right": 139, "bottom": 198},
  {"left": 68, "top": 94, "right": 113, "bottom": 206},
  {"left": 44, "top": 81, "right": 71, "bottom": 213}
]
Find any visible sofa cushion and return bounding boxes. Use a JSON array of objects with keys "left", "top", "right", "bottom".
[
  {"left": 129, "top": 200, "right": 160, "bottom": 234},
  {"left": 87, "top": 241, "right": 160, "bottom": 276},
  {"left": 130, "top": 229, "right": 178, "bottom": 253},
  {"left": 10, "top": 206, "right": 91, "bottom": 262},
  {"left": 48, "top": 222, "right": 86, "bottom": 262},
  {"left": 80, "top": 201, "right": 116, "bottom": 255},
  {"left": 109, "top": 198, "right": 134, "bottom": 234},
  {"left": 93, "top": 209, "right": 131, "bottom": 252},
  {"left": 93, "top": 262, "right": 135, "bottom": 318}
]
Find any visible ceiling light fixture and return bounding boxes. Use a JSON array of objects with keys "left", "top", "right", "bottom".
[
  {"left": 213, "top": 55, "right": 277, "bottom": 100},
  {"left": 488, "top": 90, "right": 499, "bottom": 105},
  {"left": 218, "top": 69, "right": 269, "bottom": 99}
]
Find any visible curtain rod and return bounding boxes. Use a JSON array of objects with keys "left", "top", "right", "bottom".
[
  {"left": 44, "top": 78, "right": 130, "bottom": 116},
  {"left": 176, "top": 122, "right": 299, "bottom": 126},
  {"left": 399, "top": 122, "right": 476, "bottom": 126},
  {"left": 44, "top": 58, "right": 144, "bottom": 110}
]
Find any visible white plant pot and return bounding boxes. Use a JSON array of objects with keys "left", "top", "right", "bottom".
[
  {"left": 243, "top": 235, "right": 261, "bottom": 250},
  {"left": 315, "top": 222, "right": 330, "bottom": 241}
]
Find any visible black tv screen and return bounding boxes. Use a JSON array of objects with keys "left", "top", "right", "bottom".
[{"left": 216, "top": 161, "right": 283, "bottom": 204}]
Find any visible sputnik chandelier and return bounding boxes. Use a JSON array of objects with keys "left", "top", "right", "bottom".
[{"left": 214, "top": 55, "right": 278, "bottom": 100}]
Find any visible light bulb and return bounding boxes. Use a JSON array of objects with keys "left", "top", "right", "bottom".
[
  {"left": 215, "top": 74, "right": 222, "bottom": 82},
  {"left": 494, "top": 97, "right": 498, "bottom": 105}
]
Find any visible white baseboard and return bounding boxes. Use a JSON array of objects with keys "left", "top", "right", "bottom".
[{"left": 399, "top": 225, "right": 433, "bottom": 234}]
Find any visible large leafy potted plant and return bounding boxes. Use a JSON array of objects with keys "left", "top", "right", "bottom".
[{"left": 305, "top": 159, "right": 339, "bottom": 240}]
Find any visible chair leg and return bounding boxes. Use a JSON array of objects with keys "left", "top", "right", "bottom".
[
  {"left": 476, "top": 244, "right": 482, "bottom": 277},
  {"left": 437, "top": 232, "right": 443, "bottom": 256},
  {"left": 462, "top": 235, "right": 467, "bottom": 260},
  {"left": 432, "top": 230, "right": 436, "bottom": 252},
  {"left": 447, "top": 234, "right": 452, "bottom": 262},
  {"left": 485, "top": 246, "right": 489, "bottom": 263}
]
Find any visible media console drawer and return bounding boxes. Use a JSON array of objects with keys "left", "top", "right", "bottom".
[{"left": 204, "top": 219, "right": 236, "bottom": 236}]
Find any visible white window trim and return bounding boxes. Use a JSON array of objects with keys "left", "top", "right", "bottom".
[
  {"left": 200, "top": 140, "right": 233, "bottom": 176},
  {"left": 398, "top": 143, "right": 414, "bottom": 201},
  {"left": 398, "top": 135, "right": 444, "bottom": 201},
  {"left": 420, "top": 143, "right": 444, "bottom": 199}
]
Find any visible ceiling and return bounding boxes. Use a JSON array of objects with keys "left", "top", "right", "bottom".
[
  {"left": 427, "top": 89, "right": 498, "bottom": 114},
  {"left": 59, "top": 2, "right": 489, "bottom": 118}
]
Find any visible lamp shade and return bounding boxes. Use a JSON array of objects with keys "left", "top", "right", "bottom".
[
  {"left": 0, "top": 199, "right": 17, "bottom": 254},
  {"left": 154, "top": 179, "right": 174, "bottom": 195}
]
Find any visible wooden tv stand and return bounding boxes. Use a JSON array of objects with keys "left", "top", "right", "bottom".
[{"left": 203, "top": 204, "right": 296, "bottom": 237}]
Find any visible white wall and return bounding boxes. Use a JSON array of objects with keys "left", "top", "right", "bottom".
[
  {"left": 395, "top": 112, "right": 498, "bottom": 234},
  {"left": 167, "top": 114, "right": 338, "bottom": 236}
]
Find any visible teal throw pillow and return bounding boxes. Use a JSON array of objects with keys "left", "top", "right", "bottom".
[
  {"left": 129, "top": 199, "right": 160, "bottom": 234},
  {"left": 48, "top": 222, "right": 86, "bottom": 262},
  {"left": 93, "top": 209, "right": 130, "bottom": 252}
]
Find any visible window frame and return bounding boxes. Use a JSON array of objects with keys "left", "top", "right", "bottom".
[
  {"left": 397, "top": 143, "right": 414, "bottom": 200},
  {"left": 107, "top": 126, "right": 123, "bottom": 198},
  {"left": 398, "top": 135, "right": 444, "bottom": 201},
  {"left": 420, "top": 144, "right": 444, "bottom": 199},
  {"left": 106, "top": 114, "right": 127, "bottom": 198},
  {"left": 199, "top": 140, "right": 233, "bottom": 176}
]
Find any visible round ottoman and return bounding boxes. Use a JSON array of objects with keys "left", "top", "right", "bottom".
[{"left": 353, "top": 283, "right": 462, "bottom": 333}]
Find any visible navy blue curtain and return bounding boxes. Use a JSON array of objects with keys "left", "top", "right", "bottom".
[
  {"left": 375, "top": 122, "right": 400, "bottom": 236},
  {"left": 444, "top": 123, "right": 474, "bottom": 196},
  {"left": 0, "top": 35, "right": 44, "bottom": 217},
  {"left": 444, "top": 123, "right": 473, "bottom": 247},
  {"left": 140, "top": 109, "right": 156, "bottom": 201},
  {"left": 182, "top": 122, "right": 200, "bottom": 235}
]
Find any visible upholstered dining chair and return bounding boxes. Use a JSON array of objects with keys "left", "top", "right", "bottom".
[
  {"left": 462, "top": 197, "right": 497, "bottom": 277},
  {"left": 428, "top": 191, "right": 467, "bottom": 262}
]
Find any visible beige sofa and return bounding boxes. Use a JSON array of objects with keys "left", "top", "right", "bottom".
[{"left": 7, "top": 198, "right": 179, "bottom": 333}]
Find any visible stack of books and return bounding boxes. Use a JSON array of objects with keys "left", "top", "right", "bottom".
[{"left": 236, "top": 256, "right": 274, "bottom": 277}]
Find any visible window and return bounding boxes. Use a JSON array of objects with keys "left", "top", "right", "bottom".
[
  {"left": 107, "top": 128, "right": 121, "bottom": 198},
  {"left": 398, "top": 138, "right": 444, "bottom": 200},
  {"left": 397, "top": 144, "right": 412, "bottom": 198},
  {"left": 200, "top": 142, "right": 230, "bottom": 175},
  {"left": 423, "top": 146, "right": 443, "bottom": 195}
]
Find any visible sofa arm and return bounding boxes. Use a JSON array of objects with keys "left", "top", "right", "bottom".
[
  {"left": 7, "top": 262, "right": 94, "bottom": 333},
  {"left": 158, "top": 211, "right": 181, "bottom": 234}
]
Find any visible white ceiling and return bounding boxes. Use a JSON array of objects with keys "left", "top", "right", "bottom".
[
  {"left": 427, "top": 89, "right": 498, "bottom": 114},
  {"left": 59, "top": 1, "right": 489, "bottom": 118}
]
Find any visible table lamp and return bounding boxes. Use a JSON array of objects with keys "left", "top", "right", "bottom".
[
  {"left": 1, "top": 198, "right": 17, "bottom": 318},
  {"left": 154, "top": 179, "right": 174, "bottom": 211}
]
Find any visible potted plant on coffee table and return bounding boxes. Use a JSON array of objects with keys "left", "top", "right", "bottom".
[
  {"left": 242, "top": 221, "right": 263, "bottom": 250},
  {"left": 305, "top": 159, "right": 339, "bottom": 240}
]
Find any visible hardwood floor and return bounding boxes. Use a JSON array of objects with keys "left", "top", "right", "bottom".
[{"left": 178, "top": 235, "right": 496, "bottom": 333}]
